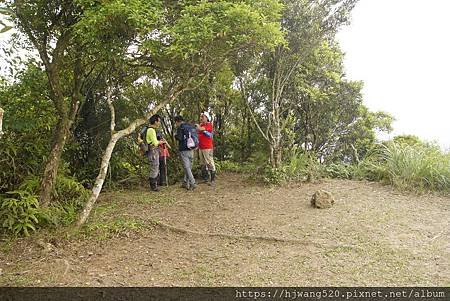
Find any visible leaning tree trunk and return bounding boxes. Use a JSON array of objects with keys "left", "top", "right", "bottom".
[
  {"left": 77, "top": 133, "right": 120, "bottom": 226},
  {"left": 76, "top": 83, "right": 190, "bottom": 226}
]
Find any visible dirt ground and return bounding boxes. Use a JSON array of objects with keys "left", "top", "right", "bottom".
[{"left": 1, "top": 173, "right": 449, "bottom": 286}]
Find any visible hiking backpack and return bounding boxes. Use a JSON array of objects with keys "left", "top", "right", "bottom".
[
  {"left": 138, "top": 125, "right": 148, "bottom": 155},
  {"left": 183, "top": 123, "right": 199, "bottom": 150}
]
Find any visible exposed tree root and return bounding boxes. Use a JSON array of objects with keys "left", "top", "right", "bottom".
[{"left": 154, "top": 220, "right": 324, "bottom": 247}]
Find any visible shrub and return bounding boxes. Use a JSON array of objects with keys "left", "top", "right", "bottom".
[
  {"left": 0, "top": 131, "right": 51, "bottom": 193},
  {"left": 325, "top": 163, "right": 355, "bottom": 179},
  {"left": 0, "top": 174, "right": 89, "bottom": 236},
  {"left": 216, "top": 160, "right": 255, "bottom": 174},
  {"left": 260, "top": 153, "right": 325, "bottom": 184},
  {"left": 0, "top": 190, "right": 40, "bottom": 236}
]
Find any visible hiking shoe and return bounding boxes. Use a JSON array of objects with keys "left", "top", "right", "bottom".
[
  {"left": 208, "top": 171, "right": 216, "bottom": 186},
  {"left": 188, "top": 183, "right": 197, "bottom": 191},
  {"left": 150, "top": 177, "right": 160, "bottom": 192},
  {"left": 180, "top": 182, "right": 189, "bottom": 189}
]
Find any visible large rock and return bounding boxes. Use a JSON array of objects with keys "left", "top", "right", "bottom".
[{"left": 311, "top": 190, "right": 334, "bottom": 209}]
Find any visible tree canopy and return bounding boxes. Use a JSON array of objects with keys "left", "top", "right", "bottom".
[{"left": 6, "top": 0, "right": 437, "bottom": 236}]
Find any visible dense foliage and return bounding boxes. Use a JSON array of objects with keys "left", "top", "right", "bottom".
[{"left": 1, "top": 0, "right": 448, "bottom": 236}]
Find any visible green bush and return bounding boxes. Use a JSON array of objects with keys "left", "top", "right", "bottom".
[
  {"left": 216, "top": 160, "right": 255, "bottom": 174},
  {"left": 0, "top": 174, "right": 90, "bottom": 235},
  {"left": 325, "top": 163, "right": 356, "bottom": 179},
  {"left": 287, "top": 154, "right": 324, "bottom": 181},
  {"left": 18, "top": 174, "right": 89, "bottom": 205},
  {"left": 260, "top": 153, "right": 324, "bottom": 184},
  {"left": 0, "top": 131, "right": 52, "bottom": 192},
  {"left": 0, "top": 190, "right": 40, "bottom": 236},
  {"left": 261, "top": 166, "right": 286, "bottom": 185}
]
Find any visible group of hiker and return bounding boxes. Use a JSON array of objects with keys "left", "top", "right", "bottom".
[{"left": 140, "top": 112, "right": 216, "bottom": 192}]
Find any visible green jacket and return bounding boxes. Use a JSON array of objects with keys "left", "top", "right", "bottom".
[{"left": 146, "top": 127, "right": 160, "bottom": 148}]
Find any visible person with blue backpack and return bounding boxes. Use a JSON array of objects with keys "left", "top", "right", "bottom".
[{"left": 174, "top": 115, "right": 198, "bottom": 190}]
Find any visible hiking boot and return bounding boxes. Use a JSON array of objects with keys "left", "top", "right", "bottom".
[
  {"left": 208, "top": 171, "right": 216, "bottom": 186},
  {"left": 150, "top": 177, "right": 160, "bottom": 192},
  {"left": 200, "top": 167, "right": 209, "bottom": 184},
  {"left": 188, "top": 183, "right": 197, "bottom": 191},
  {"left": 156, "top": 177, "right": 166, "bottom": 187},
  {"left": 180, "top": 182, "right": 189, "bottom": 189}
]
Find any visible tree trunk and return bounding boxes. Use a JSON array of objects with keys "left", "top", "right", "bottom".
[
  {"left": 39, "top": 117, "right": 70, "bottom": 206},
  {"left": 77, "top": 134, "right": 119, "bottom": 225},
  {"left": 39, "top": 96, "right": 79, "bottom": 207},
  {"left": 39, "top": 58, "right": 83, "bottom": 206},
  {"left": 270, "top": 144, "right": 275, "bottom": 168},
  {"left": 270, "top": 139, "right": 282, "bottom": 169},
  {"left": 0, "top": 107, "right": 4, "bottom": 138},
  {"left": 76, "top": 79, "right": 194, "bottom": 226}
]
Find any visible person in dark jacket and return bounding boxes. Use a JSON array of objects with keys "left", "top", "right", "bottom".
[{"left": 174, "top": 115, "right": 197, "bottom": 190}]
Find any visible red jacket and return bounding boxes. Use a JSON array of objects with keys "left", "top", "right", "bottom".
[{"left": 198, "top": 122, "right": 213, "bottom": 150}]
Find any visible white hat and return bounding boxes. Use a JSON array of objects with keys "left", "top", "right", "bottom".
[{"left": 201, "top": 111, "right": 211, "bottom": 122}]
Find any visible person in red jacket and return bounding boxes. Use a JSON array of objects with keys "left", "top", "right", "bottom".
[{"left": 196, "top": 111, "right": 216, "bottom": 186}]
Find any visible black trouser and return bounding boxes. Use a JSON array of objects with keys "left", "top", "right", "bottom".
[{"left": 158, "top": 156, "right": 167, "bottom": 185}]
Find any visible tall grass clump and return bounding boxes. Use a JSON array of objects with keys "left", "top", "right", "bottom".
[
  {"left": 380, "top": 142, "right": 450, "bottom": 192},
  {"left": 353, "top": 141, "right": 450, "bottom": 193}
]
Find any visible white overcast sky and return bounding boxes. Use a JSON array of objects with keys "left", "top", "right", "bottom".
[{"left": 337, "top": 0, "right": 450, "bottom": 150}]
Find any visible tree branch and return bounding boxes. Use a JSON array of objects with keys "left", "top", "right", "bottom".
[
  {"left": 106, "top": 88, "right": 116, "bottom": 134},
  {"left": 238, "top": 77, "right": 270, "bottom": 143}
]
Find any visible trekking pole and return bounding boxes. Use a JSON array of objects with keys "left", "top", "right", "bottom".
[{"left": 164, "top": 155, "right": 168, "bottom": 187}]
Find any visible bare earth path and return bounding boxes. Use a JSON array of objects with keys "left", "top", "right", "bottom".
[{"left": 1, "top": 173, "right": 449, "bottom": 286}]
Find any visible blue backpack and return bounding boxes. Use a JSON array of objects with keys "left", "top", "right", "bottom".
[{"left": 183, "top": 123, "right": 199, "bottom": 150}]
